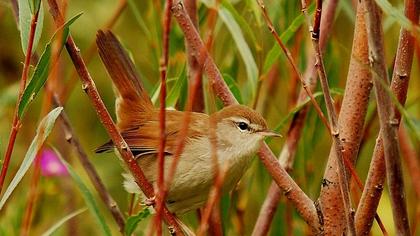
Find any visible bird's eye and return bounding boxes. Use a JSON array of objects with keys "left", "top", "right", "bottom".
[{"left": 237, "top": 122, "right": 249, "bottom": 131}]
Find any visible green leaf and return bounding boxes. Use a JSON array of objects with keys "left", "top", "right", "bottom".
[
  {"left": 18, "top": 12, "right": 83, "bottom": 118},
  {"left": 220, "top": 192, "right": 230, "bottom": 234},
  {"left": 374, "top": 74, "right": 420, "bottom": 141},
  {"left": 270, "top": 89, "right": 343, "bottom": 134},
  {"left": 57, "top": 152, "right": 112, "bottom": 236},
  {"left": 339, "top": 0, "right": 356, "bottom": 22},
  {"left": 218, "top": 8, "right": 259, "bottom": 99},
  {"left": 18, "top": 43, "right": 51, "bottom": 118},
  {"left": 222, "top": 0, "right": 258, "bottom": 49},
  {"left": 30, "top": 0, "right": 42, "bottom": 13},
  {"left": 246, "top": 0, "right": 262, "bottom": 26},
  {"left": 375, "top": 0, "right": 420, "bottom": 33},
  {"left": 19, "top": 0, "right": 44, "bottom": 55},
  {"left": 167, "top": 67, "right": 187, "bottom": 108},
  {"left": 262, "top": 3, "right": 315, "bottom": 73},
  {"left": 41, "top": 208, "right": 87, "bottom": 236},
  {"left": 223, "top": 74, "right": 243, "bottom": 104},
  {"left": 124, "top": 208, "right": 151, "bottom": 236},
  {"left": 127, "top": 0, "right": 152, "bottom": 40},
  {"left": 150, "top": 77, "right": 178, "bottom": 105},
  {"left": 0, "top": 107, "right": 63, "bottom": 210}
]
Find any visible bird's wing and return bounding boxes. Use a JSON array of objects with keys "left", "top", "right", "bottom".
[{"left": 95, "top": 110, "right": 209, "bottom": 157}]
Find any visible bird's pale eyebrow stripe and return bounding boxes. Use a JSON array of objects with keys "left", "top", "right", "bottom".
[{"left": 229, "top": 116, "right": 250, "bottom": 124}]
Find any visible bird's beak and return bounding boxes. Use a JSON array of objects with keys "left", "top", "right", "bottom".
[{"left": 259, "top": 130, "right": 282, "bottom": 137}]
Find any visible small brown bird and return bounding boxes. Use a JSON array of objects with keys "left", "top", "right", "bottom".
[{"left": 95, "top": 30, "right": 279, "bottom": 215}]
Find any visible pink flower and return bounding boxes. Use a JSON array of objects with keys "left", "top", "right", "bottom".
[{"left": 40, "top": 149, "right": 68, "bottom": 177}]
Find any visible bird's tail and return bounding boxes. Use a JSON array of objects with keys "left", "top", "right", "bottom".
[{"left": 96, "top": 30, "right": 153, "bottom": 131}]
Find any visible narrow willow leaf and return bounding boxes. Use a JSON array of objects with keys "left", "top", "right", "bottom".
[
  {"left": 126, "top": 0, "right": 152, "bottom": 40},
  {"left": 0, "top": 107, "right": 63, "bottom": 210},
  {"left": 18, "top": 0, "right": 44, "bottom": 55},
  {"left": 223, "top": 74, "right": 243, "bottom": 104},
  {"left": 375, "top": 0, "right": 420, "bottom": 33},
  {"left": 41, "top": 208, "right": 87, "bottom": 236},
  {"left": 272, "top": 89, "right": 343, "bottom": 133},
  {"left": 167, "top": 67, "right": 187, "bottom": 108},
  {"left": 222, "top": 0, "right": 258, "bottom": 48},
  {"left": 218, "top": 8, "right": 259, "bottom": 99},
  {"left": 375, "top": 75, "right": 420, "bottom": 141},
  {"left": 220, "top": 193, "right": 231, "bottom": 234},
  {"left": 124, "top": 208, "right": 150, "bottom": 236},
  {"left": 30, "top": 0, "right": 42, "bottom": 13},
  {"left": 246, "top": 0, "right": 262, "bottom": 26},
  {"left": 18, "top": 43, "right": 51, "bottom": 118},
  {"left": 150, "top": 77, "right": 178, "bottom": 104},
  {"left": 57, "top": 152, "right": 112, "bottom": 236},
  {"left": 18, "top": 12, "right": 83, "bottom": 118},
  {"left": 262, "top": 3, "right": 315, "bottom": 73},
  {"left": 339, "top": 0, "right": 356, "bottom": 22}
]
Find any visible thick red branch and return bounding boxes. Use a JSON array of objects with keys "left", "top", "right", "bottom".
[
  {"left": 361, "top": 0, "right": 412, "bottom": 234},
  {"left": 356, "top": 0, "right": 419, "bottom": 234}
]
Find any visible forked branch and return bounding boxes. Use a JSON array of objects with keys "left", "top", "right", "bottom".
[{"left": 362, "top": 0, "right": 410, "bottom": 235}]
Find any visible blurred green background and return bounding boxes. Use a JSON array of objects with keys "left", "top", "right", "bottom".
[{"left": 0, "top": 0, "right": 418, "bottom": 235}]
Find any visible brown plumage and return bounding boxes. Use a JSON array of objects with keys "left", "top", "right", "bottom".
[
  {"left": 96, "top": 30, "right": 153, "bottom": 131},
  {"left": 96, "top": 30, "right": 208, "bottom": 156},
  {"left": 95, "top": 30, "right": 278, "bottom": 215}
]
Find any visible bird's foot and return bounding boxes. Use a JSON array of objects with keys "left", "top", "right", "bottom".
[{"left": 143, "top": 195, "right": 156, "bottom": 206}]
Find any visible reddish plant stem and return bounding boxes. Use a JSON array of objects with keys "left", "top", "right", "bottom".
[
  {"left": 197, "top": 2, "right": 225, "bottom": 234},
  {"left": 171, "top": 0, "right": 321, "bottom": 233},
  {"left": 164, "top": 58, "right": 203, "bottom": 195},
  {"left": 356, "top": 0, "right": 419, "bottom": 232},
  {"left": 302, "top": 0, "right": 356, "bottom": 234},
  {"left": 184, "top": 0, "right": 204, "bottom": 112},
  {"left": 59, "top": 0, "right": 127, "bottom": 102},
  {"left": 252, "top": 182, "right": 283, "bottom": 236},
  {"left": 46, "top": 0, "right": 184, "bottom": 234},
  {"left": 14, "top": 4, "right": 71, "bottom": 235},
  {"left": 52, "top": 95, "right": 126, "bottom": 233},
  {"left": 0, "top": 9, "right": 40, "bottom": 194},
  {"left": 154, "top": 1, "right": 172, "bottom": 235},
  {"left": 165, "top": 56, "right": 204, "bottom": 187},
  {"left": 256, "top": 0, "right": 331, "bottom": 133},
  {"left": 197, "top": 103, "right": 225, "bottom": 235},
  {"left": 195, "top": 64, "right": 222, "bottom": 234},
  {"left": 209, "top": 207, "right": 223, "bottom": 236},
  {"left": 252, "top": 1, "right": 339, "bottom": 235},
  {"left": 399, "top": 125, "right": 420, "bottom": 198},
  {"left": 317, "top": 1, "right": 390, "bottom": 234},
  {"left": 144, "top": 4, "right": 209, "bottom": 235},
  {"left": 361, "top": 0, "right": 412, "bottom": 235},
  {"left": 172, "top": 1, "right": 237, "bottom": 105},
  {"left": 197, "top": 163, "right": 227, "bottom": 236},
  {"left": 259, "top": 145, "right": 321, "bottom": 232},
  {"left": 128, "top": 194, "right": 135, "bottom": 216}
]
